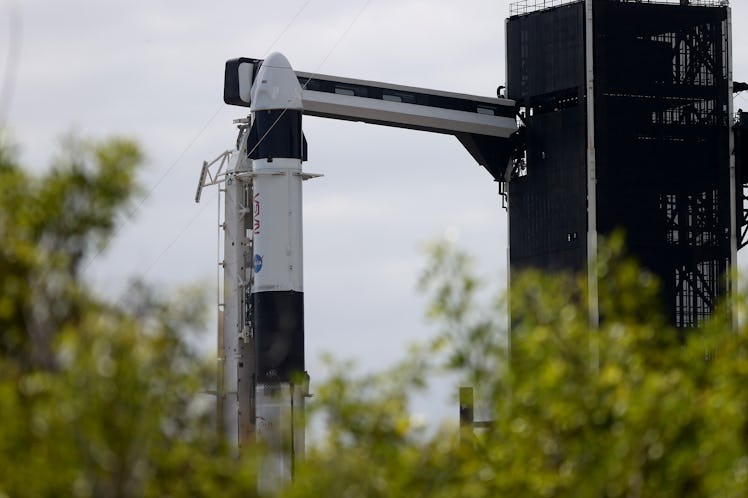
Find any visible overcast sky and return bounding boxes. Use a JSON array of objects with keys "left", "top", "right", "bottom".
[{"left": 2, "top": 0, "right": 748, "bottom": 423}]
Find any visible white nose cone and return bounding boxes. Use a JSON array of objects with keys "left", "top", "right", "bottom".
[{"left": 250, "top": 52, "right": 303, "bottom": 112}]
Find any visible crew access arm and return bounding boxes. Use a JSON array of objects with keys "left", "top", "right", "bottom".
[{"left": 224, "top": 57, "right": 519, "bottom": 181}]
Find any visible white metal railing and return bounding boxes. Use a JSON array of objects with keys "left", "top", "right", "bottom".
[
  {"left": 509, "top": 0, "right": 579, "bottom": 16},
  {"left": 509, "top": 0, "right": 727, "bottom": 17}
]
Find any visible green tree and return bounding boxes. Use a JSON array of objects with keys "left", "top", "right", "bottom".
[
  {"left": 4, "top": 136, "right": 748, "bottom": 498},
  {"left": 0, "top": 136, "right": 145, "bottom": 370},
  {"left": 287, "top": 237, "right": 748, "bottom": 498},
  {"left": 0, "top": 138, "right": 259, "bottom": 497}
]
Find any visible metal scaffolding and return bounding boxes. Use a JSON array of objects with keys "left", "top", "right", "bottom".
[
  {"left": 510, "top": 0, "right": 727, "bottom": 17},
  {"left": 506, "top": 0, "right": 734, "bottom": 328}
]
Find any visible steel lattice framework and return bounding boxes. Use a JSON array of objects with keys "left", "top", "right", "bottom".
[{"left": 506, "top": 0, "right": 737, "bottom": 328}]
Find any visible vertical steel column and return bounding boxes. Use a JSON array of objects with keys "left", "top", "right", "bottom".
[
  {"left": 237, "top": 160, "right": 257, "bottom": 449},
  {"left": 222, "top": 148, "right": 252, "bottom": 447},
  {"left": 583, "top": 0, "right": 601, "bottom": 375},
  {"left": 726, "top": 6, "right": 738, "bottom": 328},
  {"left": 585, "top": 0, "right": 599, "bottom": 335}
]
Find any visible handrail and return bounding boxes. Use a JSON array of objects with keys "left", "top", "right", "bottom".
[{"left": 509, "top": 0, "right": 727, "bottom": 17}]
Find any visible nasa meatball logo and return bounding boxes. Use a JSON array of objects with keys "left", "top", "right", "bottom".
[{"left": 254, "top": 254, "right": 263, "bottom": 273}]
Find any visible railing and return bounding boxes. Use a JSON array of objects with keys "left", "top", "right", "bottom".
[
  {"left": 509, "top": 0, "right": 579, "bottom": 16},
  {"left": 509, "top": 0, "right": 727, "bottom": 17}
]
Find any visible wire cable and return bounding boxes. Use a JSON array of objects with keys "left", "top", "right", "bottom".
[
  {"left": 262, "top": 0, "right": 314, "bottom": 57},
  {"left": 245, "top": 0, "right": 374, "bottom": 159},
  {"left": 82, "top": 103, "right": 225, "bottom": 273},
  {"left": 307, "top": 0, "right": 373, "bottom": 76},
  {"left": 114, "top": 187, "right": 219, "bottom": 306},
  {"left": 83, "top": 1, "right": 319, "bottom": 274},
  {"left": 115, "top": 0, "right": 375, "bottom": 290},
  {"left": 141, "top": 188, "right": 219, "bottom": 281}
]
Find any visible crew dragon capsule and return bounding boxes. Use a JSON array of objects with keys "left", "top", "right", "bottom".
[{"left": 248, "top": 52, "right": 307, "bottom": 385}]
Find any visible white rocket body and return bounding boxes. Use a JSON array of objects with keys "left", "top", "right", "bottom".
[
  {"left": 248, "top": 52, "right": 307, "bottom": 493},
  {"left": 250, "top": 157, "right": 303, "bottom": 295}
]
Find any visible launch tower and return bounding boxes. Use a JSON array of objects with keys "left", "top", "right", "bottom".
[{"left": 506, "top": 0, "right": 740, "bottom": 327}]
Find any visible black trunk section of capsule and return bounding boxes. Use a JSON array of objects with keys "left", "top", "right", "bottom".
[
  {"left": 248, "top": 110, "right": 305, "bottom": 161},
  {"left": 252, "top": 291, "right": 304, "bottom": 383}
]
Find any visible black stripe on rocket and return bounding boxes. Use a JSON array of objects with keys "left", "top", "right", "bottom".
[
  {"left": 248, "top": 109, "right": 306, "bottom": 383},
  {"left": 248, "top": 110, "right": 307, "bottom": 162}
]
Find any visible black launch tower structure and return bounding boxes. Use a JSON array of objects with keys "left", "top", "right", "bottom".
[{"left": 505, "top": 0, "right": 745, "bottom": 327}]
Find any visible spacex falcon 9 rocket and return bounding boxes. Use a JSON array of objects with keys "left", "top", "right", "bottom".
[{"left": 199, "top": 50, "right": 516, "bottom": 490}]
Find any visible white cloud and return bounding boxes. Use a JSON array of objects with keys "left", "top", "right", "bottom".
[{"left": 3, "top": 0, "right": 747, "bottom": 431}]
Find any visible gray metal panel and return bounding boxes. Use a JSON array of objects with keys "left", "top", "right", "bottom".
[
  {"left": 506, "top": 2, "right": 585, "bottom": 102},
  {"left": 509, "top": 106, "right": 587, "bottom": 273},
  {"left": 507, "top": 1, "right": 587, "bottom": 274}
]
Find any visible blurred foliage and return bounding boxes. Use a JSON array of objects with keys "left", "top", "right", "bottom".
[
  {"left": 0, "top": 137, "right": 259, "bottom": 497},
  {"left": 288, "top": 235, "right": 748, "bottom": 498},
  {"left": 3, "top": 136, "right": 748, "bottom": 498}
]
